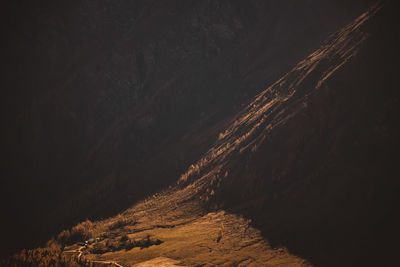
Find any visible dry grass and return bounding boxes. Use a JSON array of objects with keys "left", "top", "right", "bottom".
[
  {"left": 78, "top": 188, "right": 310, "bottom": 267},
  {"left": 2, "top": 187, "right": 309, "bottom": 267}
]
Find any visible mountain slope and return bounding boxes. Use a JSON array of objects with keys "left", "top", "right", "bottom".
[
  {"left": 6, "top": 2, "right": 400, "bottom": 266},
  {"left": 1, "top": 0, "right": 374, "bottom": 256},
  {"left": 190, "top": 2, "right": 400, "bottom": 266}
]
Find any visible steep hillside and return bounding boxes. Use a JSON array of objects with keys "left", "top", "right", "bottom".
[
  {"left": 1, "top": 0, "right": 373, "bottom": 256},
  {"left": 5, "top": 2, "right": 399, "bottom": 266},
  {"left": 177, "top": 2, "right": 400, "bottom": 266}
]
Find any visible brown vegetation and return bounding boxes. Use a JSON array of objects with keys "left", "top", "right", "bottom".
[
  {"left": 1, "top": 219, "right": 95, "bottom": 266},
  {"left": 108, "top": 214, "right": 134, "bottom": 230},
  {"left": 89, "top": 235, "right": 163, "bottom": 255},
  {"left": 56, "top": 219, "right": 94, "bottom": 246},
  {"left": 2, "top": 244, "right": 80, "bottom": 267}
]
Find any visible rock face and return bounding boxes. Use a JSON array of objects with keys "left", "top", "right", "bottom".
[{"left": 1, "top": 0, "right": 374, "bottom": 256}]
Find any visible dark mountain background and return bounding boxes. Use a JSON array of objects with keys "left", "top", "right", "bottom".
[{"left": 0, "top": 0, "right": 380, "bottom": 259}]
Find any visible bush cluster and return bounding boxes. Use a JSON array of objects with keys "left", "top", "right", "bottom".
[
  {"left": 108, "top": 214, "right": 134, "bottom": 230},
  {"left": 57, "top": 219, "right": 94, "bottom": 246}
]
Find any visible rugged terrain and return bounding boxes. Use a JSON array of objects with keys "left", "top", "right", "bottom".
[
  {"left": 4, "top": 1, "right": 400, "bottom": 266},
  {"left": 68, "top": 187, "right": 310, "bottom": 266},
  {"left": 1, "top": 0, "right": 374, "bottom": 257}
]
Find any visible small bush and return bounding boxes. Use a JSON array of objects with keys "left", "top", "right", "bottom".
[
  {"left": 120, "top": 234, "right": 128, "bottom": 242},
  {"left": 89, "top": 243, "right": 107, "bottom": 254},
  {"left": 108, "top": 214, "right": 134, "bottom": 230},
  {"left": 124, "top": 239, "right": 136, "bottom": 250},
  {"left": 105, "top": 239, "right": 120, "bottom": 251},
  {"left": 57, "top": 219, "right": 94, "bottom": 245}
]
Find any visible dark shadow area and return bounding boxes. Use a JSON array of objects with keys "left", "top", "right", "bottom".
[{"left": 213, "top": 2, "right": 400, "bottom": 266}]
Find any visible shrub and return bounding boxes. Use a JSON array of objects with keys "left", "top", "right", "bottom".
[
  {"left": 108, "top": 214, "right": 133, "bottom": 230},
  {"left": 89, "top": 243, "right": 107, "bottom": 254},
  {"left": 5, "top": 243, "right": 81, "bottom": 267},
  {"left": 57, "top": 219, "right": 94, "bottom": 245},
  {"left": 120, "top": 234, "right": 128, "bottom": 242}
]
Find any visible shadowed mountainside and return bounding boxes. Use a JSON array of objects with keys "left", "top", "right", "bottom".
[
  {"left": 176, "top": 2, "right": 400, "bottom": 266},
  {"left": 1, "top": 0, "right": 374, "bottom": 257},
  {"left": 178, "top": 3, "right": 400, "bottom": 266},
  {"left": 4, "top": 2, "right": 400, "bottom": 266}
]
